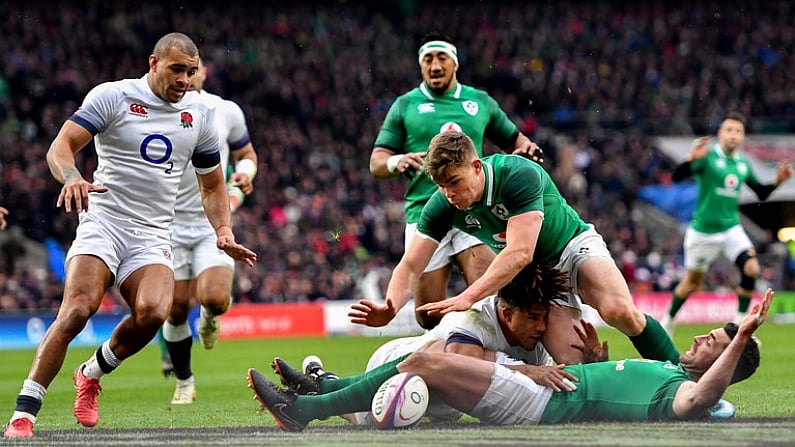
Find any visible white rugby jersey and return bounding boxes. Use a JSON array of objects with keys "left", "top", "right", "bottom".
[
  {"left": 175, "top": 89, "right": 251, "bottom": 215},
  {"left": 427, "top": 295, "right": 552, "bottom": 366},
  {"left": 70, "top": 75, "right": 220, "bottom": 233},
  {"left": 382, "top": 296, "right": 551, "bottom": 366}
]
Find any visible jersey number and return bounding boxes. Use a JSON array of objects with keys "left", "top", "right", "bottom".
[{"left": 140, "top": 134, "right": 174, "bottom": 174}]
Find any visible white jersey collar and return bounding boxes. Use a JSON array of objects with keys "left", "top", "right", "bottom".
[
  {"left": 482, "top": 160, "right": 495, "bottom": 207},
  {"left": 419, "top": 81, "right": 462, "bottom": 101},
  {"left": 713, "top": 143, "right": 739, "bottom": 160}
]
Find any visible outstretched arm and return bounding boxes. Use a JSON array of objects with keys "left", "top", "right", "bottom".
[
  {"left": 672, "top": 136, "right": 710, "bottom": 182},
  {"left": 349, "top": 234, "right": 437, "bottom": 327},
  {"left": 672, "top": 288, "right": 773, "bottom": 419},
  {"left": 418, "top": 210, "right": 541, "bottom": 316},
  {"left": 197, "top": 166, "right": 256, "bottom": 267},
  {"left": 747, "top": 162, "right": 793, "bottom": 201}
]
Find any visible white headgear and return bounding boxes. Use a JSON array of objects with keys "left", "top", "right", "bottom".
[{"left": 418, "top": 40, "right": 458, "bottom": 66}]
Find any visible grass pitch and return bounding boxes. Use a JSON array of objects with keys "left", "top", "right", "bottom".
[{"left": 0, "top": 323, "right": 793, "bottom": 446}]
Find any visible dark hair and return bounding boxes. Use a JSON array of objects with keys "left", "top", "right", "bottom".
[
  {"left": 420, "top": 32, "right": 455, "bottom": 47},
  {"left": 497, "top": 263, "right": 571, "bottom": 313},
  {"left": 722, "top": 322, "right": 760, "bottom": 384},
  {"left": 723, "top": 111, "right": 747, "bottom": 128},
  {"left": 153, "top": 32, "right": 199, "bottom": 58}
]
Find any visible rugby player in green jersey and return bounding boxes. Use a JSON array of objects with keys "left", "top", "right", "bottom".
[
  {"left": 352, "top": 131, "right": 678, "bottom": 365},
  {"left": 364, "top": 33, "right": 541, "bottom": 329},
  {"left": 247, "top": 285, "right": 770, "bottom": 430},
  {"left": 662, "top": 112, "right": 792, "bottom": 334}
]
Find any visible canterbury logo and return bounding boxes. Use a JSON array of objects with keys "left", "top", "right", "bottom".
[{"left": 129, "top": 103, "right": 148, "bottom": 117}]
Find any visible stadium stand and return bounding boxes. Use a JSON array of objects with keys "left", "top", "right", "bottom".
[{"left": 1, "top": 0, "right": 794, "bottom": 309}]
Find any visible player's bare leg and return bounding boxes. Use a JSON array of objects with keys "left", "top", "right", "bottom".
[
  {"left": 29, "top": 256, "right": 111, "bottom": 388},
  {"left": 455, "top": 244, "right": 495, "bottom": 285},
  {"left": 5, "top": 256, "right": 110, "bottom": 436},
  {"left": 196, "top": 266, "right": 234, "bottom": 349},
  {"left": 541, "top": 304, "right": 585, "bottom": 365},
  {"left": 397, "top": 350, "right": 491, "bottom": 414},
  {"left": 577, "top": 256, "right": 678, "bottom": 362},
  {"left": 414, "top": 265, "right": 454, "bottom": 329},
  {"left": 113, "top": 264, "right": 174, "bottom": 358},
  {"left": 74, "top": 263, "right": 171, "bottom": 427}
]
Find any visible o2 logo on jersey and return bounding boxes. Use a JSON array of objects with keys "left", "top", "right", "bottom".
[
  {"left": 140, "top": 134, "right": 174, "bottom": 174},
  {"left": 439, "top": 122, "right": 462, "bottom": 133},
  {"left": 491, "top": 232, "right": 507, "bottom": 249}
]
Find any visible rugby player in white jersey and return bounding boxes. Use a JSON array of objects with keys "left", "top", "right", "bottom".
[
  {"left": 3, "top": 32, "right": 257, "bottom": 439},
  {"left": 164, "top": 57, "right": 258, "bottom": 404},
  {"left": 272, "top": 264, "right": 596, "bottom": 426}
]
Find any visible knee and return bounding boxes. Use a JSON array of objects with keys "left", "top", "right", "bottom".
[
  {"left": 743, "top": 259, "right": 760, "bottom": 278},
  {"left": 56, "top": 305, "right": 95, "bottom": 337},
  {"left": 736, "top": 251, "right": 760, "bottom": 277},
  {"left": 595, "top": 300, "right": 644, "bottom": 331},
  {"left": 134, "top": 302, "right": 169, "bottom": 330},
  {"left": 735, "top": 251, "right": 759, "bottom": 291},
  {"left": 594, "top": 300, "right": 629, "bottom": 326},
  {"left": 168, "top": 298, "right": 191, "bottom": 323},
  {"left": 199, "top": 286, "right": 232, "bottom": 316}
]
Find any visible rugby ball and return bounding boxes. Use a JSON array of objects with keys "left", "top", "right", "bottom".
[{"left": 370, "top": 372, "right": 429, "bottom": 429}]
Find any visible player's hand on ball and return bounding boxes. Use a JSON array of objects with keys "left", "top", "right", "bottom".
[{"left": 349, "top": 300, "right": 397, "bottom": 327}]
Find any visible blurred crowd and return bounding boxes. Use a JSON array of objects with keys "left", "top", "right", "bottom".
[{"left": 1, "top": 0, "right": 794, "bottom": 310}]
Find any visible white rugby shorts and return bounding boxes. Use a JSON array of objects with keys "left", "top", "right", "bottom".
[
  {"left": 554, "top": 224, "right": 614, "bottom": 309},
  {"left": 470, "top": 363, "right": 553, "bottom": 425},
  {"left": 172, "top": 214, "right": 234, "bottom": 281},
  {"left": 65, "top": 209, "right": 173, "bottom": 288},
  {"left": 683, "top": 224, "right": 753, "bottom": 272},
  {"left": 405, "top": 222, "right": 484, "bottom": 273}
]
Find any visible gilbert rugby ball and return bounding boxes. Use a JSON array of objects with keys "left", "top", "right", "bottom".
[{"left": 370, "top": 372, "right": 428, "bottom": 429}]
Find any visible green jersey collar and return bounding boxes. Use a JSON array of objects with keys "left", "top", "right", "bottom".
[{"left": 419, "top": 81, "right": 462, "bottom": 101}]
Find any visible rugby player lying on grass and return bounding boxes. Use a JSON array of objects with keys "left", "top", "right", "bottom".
[{"left": 246, "top": 288, "right": 770, "bottom": 431}]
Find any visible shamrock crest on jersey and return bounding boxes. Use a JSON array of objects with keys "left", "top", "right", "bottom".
[{"left": 462, "top": 100, "right": 478, "bottom": 116}]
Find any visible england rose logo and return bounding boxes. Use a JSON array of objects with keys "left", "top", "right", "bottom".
[{"left": 180, "top": 112, "right": 193, "bottom": 128}]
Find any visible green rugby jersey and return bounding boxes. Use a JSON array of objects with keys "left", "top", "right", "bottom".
[
  {"left": 374, "top": 82, "right": 519, "bottom": 223},
  {"left": 416, "top": 154, "right": 588, "bottom": 265},
  {"left": 540, "top": 359, "right": 689, "bottom": 423},
  {"left": 690, "top": 144, "right": 763, "bottom": 233}
]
